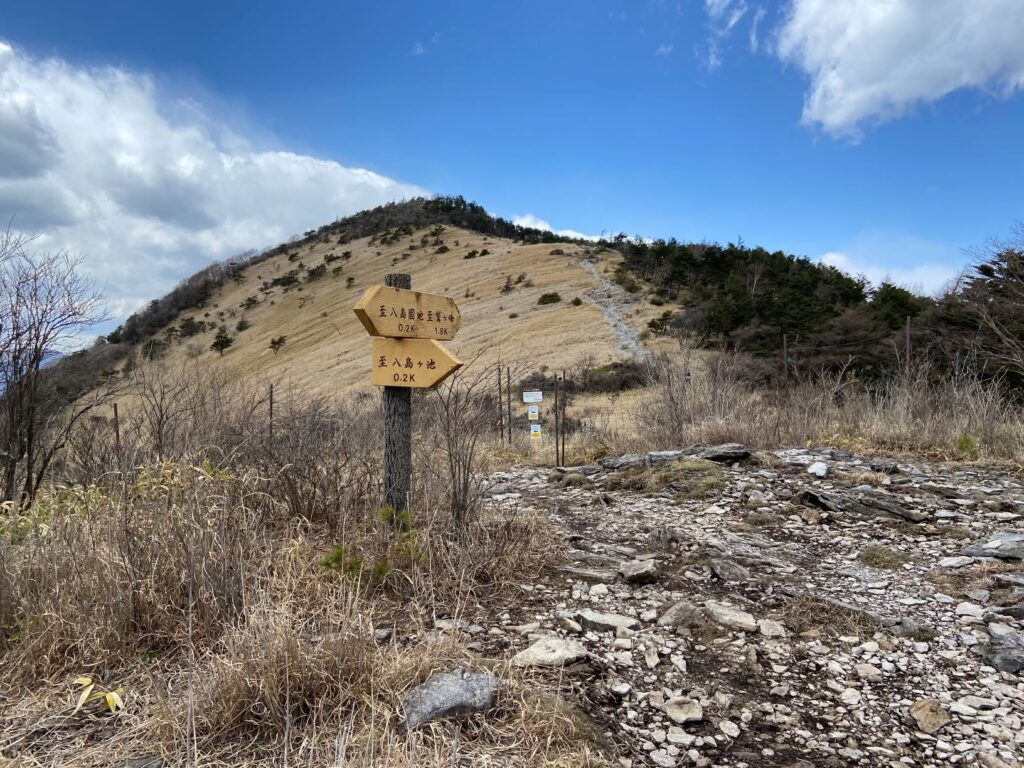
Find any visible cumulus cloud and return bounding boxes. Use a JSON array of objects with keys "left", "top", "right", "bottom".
[
  {"left": 819, "top": 250, "right": 958, "bottom": 297},
  {"left": 776, "top": 0, "right": 1024, "bottom": 136},
  {"left": 0, "top": 41, "right": 425, "bottom": 323},
  {"left": 511, "top": 214, "right": 599, "bottom": 242}
]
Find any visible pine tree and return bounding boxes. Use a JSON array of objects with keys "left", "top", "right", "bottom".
[{"left": 211, "top": 327, "right": 234, "bottom": 356}]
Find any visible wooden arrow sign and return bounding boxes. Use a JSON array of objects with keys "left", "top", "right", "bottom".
[
  {"left": 371, "top": 338, "right": 463, "bottom": 388},
  {"left": 354, "top": 285, "right": 462, "bottom": 340}
]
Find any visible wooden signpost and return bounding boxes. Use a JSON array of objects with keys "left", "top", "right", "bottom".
[
  {"left": 355, "top": 274, "right": 463, "bottom": 514},
  {"left": 353, "top": 284, "right": 462, "bottom": 340}
]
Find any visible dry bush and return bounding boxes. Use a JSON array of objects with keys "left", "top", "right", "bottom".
[{"left": 629, "top": 345, "right": 1024, "bottom": 460}]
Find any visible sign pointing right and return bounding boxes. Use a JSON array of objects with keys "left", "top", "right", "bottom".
[
  {"left": 371, "top": 337, "right": 463, "bottom": 388},
  {"left": 353, "top": 285, "right": 462, "bottom": 341}
]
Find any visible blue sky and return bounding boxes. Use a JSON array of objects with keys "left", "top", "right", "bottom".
[{"left": 3, "top": 0, "right": 1024, "bottom": 323}]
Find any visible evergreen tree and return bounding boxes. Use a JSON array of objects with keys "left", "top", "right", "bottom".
[{"left": 211, "top": 328, "right": 234, "bottom": 356}]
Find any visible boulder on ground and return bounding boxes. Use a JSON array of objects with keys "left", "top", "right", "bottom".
[
  {"left": 619, "top": 559, "right": 660, "bottom": 584},
  {"left": 909, "top": 698, "right": 950, "bottom": 734},
  {"left": 400, "top": 667, "right": 498, "bottom": 731},
  {"left": 961, "top": 532, "right": 1024, "bottom": 560}
]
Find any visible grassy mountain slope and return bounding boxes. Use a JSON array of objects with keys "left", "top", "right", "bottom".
[{"left": 139, "top": 226, "right": 635, "bottom": 393}]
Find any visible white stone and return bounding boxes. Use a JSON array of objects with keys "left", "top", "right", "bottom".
[{"left": 510, "top": 637, "right": 587, "bottom": 667}]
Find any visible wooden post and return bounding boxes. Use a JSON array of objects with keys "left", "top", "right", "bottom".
[
  {"left": 506, "top": 366, "right": 512, "bottom": 444},
  {"left": 561, "top": 368, "right": 567, "bottom": 464},
  {"left": 268, "top": 383, "right": 274, "bottom": 445},
  {"left": 781, "top": 333, "right": 789, "bottom": 388},
  {"left": 905, "top": 315, "right": 911, "bottom": 379},
  {"left": 553, "top": 374, "right": 560, "bottom": 465},
  {"left": 497, "top": 364, "right": 504, "bottom": 440},
  {"left": 384, "top": 273, "right": 412, "bottom": 514},
  {"left": 112, "top": 402, "right": 121, "bottom": 463}
]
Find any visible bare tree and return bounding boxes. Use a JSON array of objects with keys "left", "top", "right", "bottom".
[
  {"left": 964, "top": 223, "right": 1024, "bottom": 375},
  {"left": 0, "top": 229, "right": 108, "bottom": 503}
]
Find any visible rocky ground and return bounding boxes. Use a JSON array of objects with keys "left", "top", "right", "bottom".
[{"left": 435, "top": 445, "right": 1024, "bottom": 767}]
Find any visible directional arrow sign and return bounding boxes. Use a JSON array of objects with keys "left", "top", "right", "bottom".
[
  {"left": 371, "top": 338, "right": 463, "bottom": 388},
  {"left": 353, "top": 285, "right": 462, "bottom": 340}
]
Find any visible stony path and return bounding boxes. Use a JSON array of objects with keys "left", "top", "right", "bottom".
[
  {"left": 478, "top": 447, "right": 1024, "bottom": 767},
  {"left": 578, "top": 257, "right": 649, "bottom": 360}
]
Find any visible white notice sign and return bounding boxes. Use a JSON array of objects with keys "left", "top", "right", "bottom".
[
  {"left": 523, "top": 390, "right": 543, "bottom": 403},
  {"left": 530, "top": 424, "right": 542, "bottom": 439},
  {"left": 527, "top": 405, "right": 539, "bottom": 420}
]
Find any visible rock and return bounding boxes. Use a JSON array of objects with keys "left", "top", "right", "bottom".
[
  {"left": 510, "top": 637, "right": 587, "bottom": 668},
  {"left": 574, "top": 609, "right": 640, "bottom": 632},
  {"left": 648, "top": 450, "right": 686, "bottom": 465},
  {"left": 599, "top": 454, "right": 647, "bottom": 471},
  {"left": 664, "top": 697, "right": 703, "bottom": 724},
  {"left": 869, "top": 459, "right": 900, "bottom": 474},
  {"left": 961, "top": 531, "right": 1024, "bottom": 560},
  {"left": 704, "top": 600, "right": 758, "bottom": 632},
  {"left": 839, "top": 688, "right": 860, "bottom": 706},
  {"left": 909, "top": 698, "right": 950, "bottom": 735},
  {"left": 806, "top": 461, "right": 829, "bottom": 478},
  {"left": 758, "top": 618, "right": 788, "bottom": 638},
  {"left": 980, "top": 630, "right": 1024, "bottom": 673},
  {"left": 657, "top": 599, "right": 705, "bottom": 628},
  {"left": 977, "top": 754, "right": 1014, "bottom": 768},
  {"left": 719, "top": 720, "right": 741, "bottom": 738},
  {"left": 400, "top": 667, "right": 498, "bottom": 731},
  {"left": 955, "top": 601, "right": 985, "bottom": 618},
  {"left": 936, "top": 556, "right": 975, "bottom": 569},
  {"left": 619, "top": 559, "right": 660, "bottom": 585},
  {"left": 556, "top": 565, "right": 617, "bottom": 583},
  {"left": 796, "top": 488, "right": 929, "bottom": 523},
  {"left": 710, "top": 558, "right": 750, "bottom": 583},
  {"left": 684, "top": 443, "right": 750, "bottom": 462}
]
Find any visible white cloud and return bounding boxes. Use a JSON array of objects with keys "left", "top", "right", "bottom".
[
  {"left": 511, "top": 214, "right": 599, "bottom": 242},
  {"left": 0, "top": 41, "right": 425, "bottom": 325},
  {"left": 748, "top": 7, "right": 766, "bottom": 53},
  {"left": 699, "top": 0, "right": 749, "bottom": 71},
  {"left": 656, "top": 43, "right": 674, "bottom": 57},
  {"left": 776, "top": 0, "right": 1024, "bottom": 136},
  {"left": 411, "top": 42, "right": 426, "bottom": 56},
  {"left": 819, "top": 250, "right": 957, "bottom": 296}
]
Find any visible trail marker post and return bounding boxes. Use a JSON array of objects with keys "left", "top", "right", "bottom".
[{"left": 354, "top": 274, "right": 463, "bottom": 516}]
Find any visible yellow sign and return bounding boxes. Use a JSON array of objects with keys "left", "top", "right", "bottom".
[
  {"left": 353, "top": 285, "right": 462, "bottom": 340},
  {"left": 371, "top": 337, "right": 462, "bottom": 388}
]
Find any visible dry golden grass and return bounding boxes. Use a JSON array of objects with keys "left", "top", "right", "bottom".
[
  {"left": 0, "top": 461, "right": 604, "bottom": 767},
  {"left": 145, "top": 228, "right": 636, "bottom": 397}
]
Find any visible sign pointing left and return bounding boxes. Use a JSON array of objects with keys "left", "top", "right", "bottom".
[{"left": 371, "top": 337, "right": 463, "bottom": 388}]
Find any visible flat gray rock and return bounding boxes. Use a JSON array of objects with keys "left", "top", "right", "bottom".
[
  {"left": 657, "top": 599, "right": 705, "bottom": 628},
  {"left": 648, "top": 450, "right": 686, "bottom": 464},
  {"left": 574, "top": 608, "right": 640, "bottom": 632},
  {"left": 710, "top": 558, "right": 751, "bottom": 583},
  {"left": 961, "top": 532, "right": 1024, "bottom": 560},
  {"left": 511, "top": 637, "right": 587, "bottom": 667},
  {"left": 704, "top": 600, "right": 758, "bottom": 632},
  {"left": 980, "top": 631, "right": 1024, "bottom": 674},
  {"left": 599, "top": 454, "right": 647, "bottom": 470},
  {"left": 684, "top": 443, "right": 750, "bottom": 462},
  {"left": 797, "top": 488, "right": 929, "bottom": 523},
  {"left": 400, "top": 667, "right": 498, "bottom": 731},
  {"left": 619, "top": 559, "right": 660, "bottom": 584}
]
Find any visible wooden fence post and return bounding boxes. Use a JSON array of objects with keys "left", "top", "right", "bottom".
[
  {"left": 506, "top": 366, "right": 512, "bottom": 445},
  {"left": 383, "top": 273, "right": 412, "bottom": 514}
]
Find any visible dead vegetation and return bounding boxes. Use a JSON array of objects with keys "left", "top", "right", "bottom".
[
  {"left": 603, "top": 459, "right": 724, "bottom": 499},
  {"left": 0, "top": 367, "right": 600, "bottom": 767}
]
